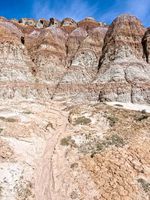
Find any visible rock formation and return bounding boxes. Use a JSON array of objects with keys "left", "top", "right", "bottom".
[
  {"left": 143, "top": 28, "right": 150, "bottom": 63},
  {"left": 0, "top": 14, "right": 149, "bottom": 104},
  {"left": 0, "top": 19, "right": 37, "bottom": 99},
  {"left": 95, "top": 15, "right": 150, "bottom": 104}
]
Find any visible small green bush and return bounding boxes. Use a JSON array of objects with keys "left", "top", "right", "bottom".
[
  {"left": 107, "top": 116, "right": 118, "bottom": 126},
  {"left": 138, "top": 178, "right": 150, "bottom": 193},
  {"left": 108, "top": 134, "right": 125, "bottom": 147},
  {"left": 90, "top": 134, "right": 125, "bottom": 157},
  {"left": 0, "top": 186, "right": 3, "bottom": 196},
  {"left": 0, "top": 128, "right": 3, "bottom": 133},
  {"left": 70, "top": 163, "right": 78, "bottom": 169},
  {"left": 96, "top": 143, "right": 104, "bottom": 151},
  {"left": 16, "top": 181, "right": 33, "bottom": 200},
  {"left": 75, "top": 116, "right": 91, "bottom": 125},
  {"left": 70, "top": 191, "right": 78, "bottom": 199},
  {"left": 60, "top": 136, "right": 71, "bottom": 146}
]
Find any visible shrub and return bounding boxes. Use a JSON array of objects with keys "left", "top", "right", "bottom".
[
  {"left": 0, "top": 186, "right": 3, "bottom": 196},
  {"left": 90, "top": 134, "right": 125, "bottom": 157},
  {"left": 75, "top": 116, "right": 91, "bottom": 125},
  {"left": 107, "top": 134, "right": 125, "bottom": 147},
  {"left": 107, "top": 116, "right": 118, "bottom": 126},
  {"left": 16, "top": 181, "right": 33, "bottom": 200},
  {"left": 70, "top": 163, "right": 78, "bottom": 169},
  {"left": 96, "top": 143, "right": 104, "bottom": 151},
  {"left": 138, "top": 178, "right": 150, "bottom": 193},
  {"left": 0, "top": 128, "right": 3, "bottom": 133},
  {"left": 70, "top": 191, "right": 78, "bottom": 199},
  {"left": 60, "top": 136, "right": 72, "bottom": 146}
]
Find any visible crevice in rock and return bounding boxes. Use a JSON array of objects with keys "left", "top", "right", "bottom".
[
  {"left": 131, "top": 85, "right": 134, "bottom": 103},
  {"left": 98, "top": 91, "right": 105, "bottom": 102},
  {"left": 31, "top": 67, "right": 37, "bottom": 76},
  {"left": 142, "top": 36, "right": 149, "bottom": 63},
  {"left": 51, "top": 33, "right": 90, "bottom": 99},
  {"left": 40, "top": 20, "right": 44, "bottom": 25},
  {"left": 50, "top": 18, "right": 55, "bottom": 25},
  {"left": 97, "top": 29, "right": 109, "bottom": 72},
  {"left": 98, "top": 54, "right": 105, "bottom": 72},
  {"left": 21, "top": 36, "right": 25, "bottom": 45}
]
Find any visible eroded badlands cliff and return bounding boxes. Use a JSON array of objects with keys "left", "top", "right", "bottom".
[
  {"left": 0, "top": 14, "right": 150, "bottom": 103},
  {"left": 0, "top": 15, "right": 150, "bottom": 200}
]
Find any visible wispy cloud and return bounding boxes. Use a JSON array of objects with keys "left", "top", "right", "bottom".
[
  {"left": 32, "top": 0, "right": 150, "bottom": 26},
  {"left": 126, "top": 0, "right": 150, "bottom": 25},
  {"left": 32, "top": 0, "right": 99, "bottom": 21},
  {"left": 99, "top": 0, "right": 150, "bottom": 26}
]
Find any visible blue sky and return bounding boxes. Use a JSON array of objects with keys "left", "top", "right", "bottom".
[{"left": 1, "top": 0, "right": 150, "bottom": 26}]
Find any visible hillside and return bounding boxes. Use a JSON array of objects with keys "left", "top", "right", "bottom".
[{"left": 0, "top": 15, "right": 149, "bottom": 200}]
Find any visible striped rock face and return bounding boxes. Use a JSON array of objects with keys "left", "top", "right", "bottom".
[
  {"left": 0, "top": 15, "right": 150, "bottom": 104},
  {"left": 0, "top": 20, "right": 37, "bottom": 99},
  {"left": 94, "top": 15, "right": 150, "bottom": 104}
]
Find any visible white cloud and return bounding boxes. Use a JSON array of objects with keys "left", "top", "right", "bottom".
[
  {"left": 126, "top": 0, "right": 150, "bottom": 25},
  {"left": 32, "top": 1, "right": 51, "bottom": 19},
  {"left": 32, "top": 0, "right": 150, "bottom": 26},
  {"left": 100, "top": 0, "right": 150, "bottom": 26},
  {"left": 32, "top": 0, "right": 99, "bottom": 21}
]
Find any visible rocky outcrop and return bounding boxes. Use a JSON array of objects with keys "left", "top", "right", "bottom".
[
  {"left": 49, "top": 18, "right": 61, "bottom": 27},
  {"left": 99, "top": 15, "right": 145, "bottom": 66},
  {"left": 19, "top": 18, "right": 37, "bottom": 26},
  {"left": 94, "top": 15, "right": 150, "bottom": 104},
  {"left": 78, "top": 17, "right": 103, "bottom": 31},
  {"left": 36, "top": 19, "right": 50, "bottom": 28},
  {"left": 142, "top": 28, "right": 150, "bottom": 63},
  {"left": 54, "top": 25, "right": 108, "bottom": 102},
  {"left": 61, "top": 18, "right": 77, "bottom": 33},
  {"left": 0, "top": 20, "right": 37, "bottom": 99}
]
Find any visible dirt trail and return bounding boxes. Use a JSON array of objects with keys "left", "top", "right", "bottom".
[{"left": 34, "top": 107, "right": 68, "bottom": 200}]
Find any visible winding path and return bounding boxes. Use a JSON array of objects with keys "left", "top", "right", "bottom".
[{"left": 34, "top": 107, "right": 68, "bottom": 200}]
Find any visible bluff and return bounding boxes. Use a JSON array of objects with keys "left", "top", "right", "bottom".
[{"left": 0, "top": 15, "right": 149, "bottom": 104}]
